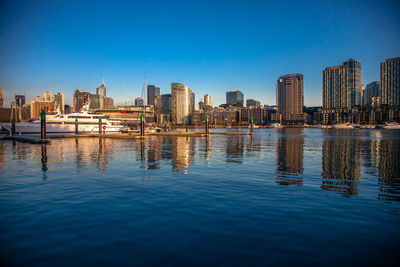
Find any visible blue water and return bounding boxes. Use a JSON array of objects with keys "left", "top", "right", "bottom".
[{"left": 0, "top": 129, "right": 399, "bottom": 265}]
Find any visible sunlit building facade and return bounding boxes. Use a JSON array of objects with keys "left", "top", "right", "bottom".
[
  {"left": 171, "top": 83, "right": 194, "bottom": 124},
  {"left": 147, "top": 85, "right": 160, "bottom": 106},
  {"left": 226, "top": 90, "right": 244, "bottom": 107}
]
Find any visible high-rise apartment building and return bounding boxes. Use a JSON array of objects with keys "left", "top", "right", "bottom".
[
  {"left": 54, "top": 92, "right": 65, "bottom": 113},
  {"left": 276, "top": 74, "right": 305, "bottom": 124},
  {"left": 226, "top": 90, "right": 244, "bottom": 107},
  {"left": 380, "top": 57, "right": 400, "bottom": 107},
  {"left": 246, "top": 99, "right": 260, "bottom": 108},
  {"left": 171, "top": 83, "right": 194, "bottom": 123},
  {"left": 15, "top": 95, "right": 25, "bottom": 108},
  {"left": 323, "top": 59, "right": 362, "bottom": 109},
  {"left": 96, "top": 81, "right": 107, "bottom": 109},
  {"left": 96, "top": 81, "right": 106, "bottom": 98},
  {"left": 43, "top": 90, "right": 53, "bottom": 102},
  {"left": 204, "top": 94, "right": 211, "bottom": 106},
  {"left": 147, "top": 85, "right": 160, "bottom": 106},
  {"left": 363, "top": 81, "right": 380, "bottom": 106}
]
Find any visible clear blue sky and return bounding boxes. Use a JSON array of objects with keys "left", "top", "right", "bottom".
[{"left": 0, "top": 0, "right": 399, "bottom": 107}]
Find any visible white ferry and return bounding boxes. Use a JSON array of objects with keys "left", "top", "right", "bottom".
[{"left": 1, "top": 103, "right": 123, "bottom": 134}]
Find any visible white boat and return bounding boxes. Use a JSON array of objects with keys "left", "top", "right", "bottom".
[
  {"left": 332, "top": 123, "right": 355, "bottom": 129},
  {"left": 385, "top": 122, "right": 400, "bottom": 129},
  {"left": 1, "top": 103, "right": 123, "bottom": 134}
]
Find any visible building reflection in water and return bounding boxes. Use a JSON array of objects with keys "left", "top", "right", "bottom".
[
  {"left": 225, "top": 136, "right": 244, "bottom": 164},
  {"left": 171, "top": 137, "right": 196, "bottom": 174},
  {"left": 376, "top": 139, "right": 400, "bottom": 202},
  {"left": 321, "top": 133, "right": 362, "bottom": 196},
  {"left": 276, "top": 128, "right": 304, "bottom": 186}
]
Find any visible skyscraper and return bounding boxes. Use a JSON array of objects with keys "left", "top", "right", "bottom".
[
  {"left": 171, "top": 83, "right": 194, "bottom": 123},
  {"left": 363, "top": 81, "right": 380, "bottom": 106},
  {"left": 96, "top": 81, "right": 106, "bottom": 109},
  {"left": 54, "top": 92, "right": 65, "bottom": 113},
  {"left": 147, "top": 85, "right": 160, "bottom": 106},
  {"left": 96, "top": 81, "right": 106, "bottom": 98},
  {"left": 226, "top": 90, "right": 244, "bottom": 107},
  {"left": 204, "top": 94, "right": 211, "bottom": 106},
  {"left": 323, "top": 59, "right": 362, "bottom": 109},
  {"left": 43, "top": 90, "right": 53, "bottom": 102},
  {"left": 276, "top": 74, "right": 305, "bottom": 124},
  {"left": 380, "top": 57, "right": 400, "bottom": 107}
]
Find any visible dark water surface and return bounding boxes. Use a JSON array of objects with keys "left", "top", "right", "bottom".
[{"left": 1, "top": 129, "right": 399, "bottom": 265}]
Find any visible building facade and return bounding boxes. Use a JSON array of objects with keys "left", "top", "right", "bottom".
[
  {"left": 363, "top": 81, "right": 380, "bottom": 106},
  {"left": 226, "top": 90, "right": 244, "bottom": 107},
  {"left": 96, "top": 81, "right": 107, "bottom": 109},
  {"left": 323, "top": 59, "right": 362, "bottom": 110},
  {"left": 147, "top": 85, "right": 160, "bottom": 106},
  {"left": 380, "top": 57, "right": 400, "bottom": 107},
  {"left": 73, "top": 89, "right": 100, "bottom": 112},
  {"left": 276, "top": 74, "right": 305, "bottom": 124},
  {"left": 135, "top": 97, "right": 144, "bottom": 106},
  {"left": 54, "top": 92, "right": 65, "bottom": 113},
  {"left": 15, "top": 95, "right": 25, "bottom": 108},
  {"left": 246, "top": 99, "right": 261, "bottom": 108},
  {"left": 204, "top": 94, "right": 211, "bottom": 106},
  {"left": 171, "top": 83, "right": 194, "bottom": 124}
]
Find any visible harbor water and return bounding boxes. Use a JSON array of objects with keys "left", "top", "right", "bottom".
[{"left": 0, "top": 128, "right": 399, "bottom": 265}]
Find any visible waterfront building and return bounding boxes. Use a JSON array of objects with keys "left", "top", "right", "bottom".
[
  {"left": 204, "top": 94, "right": 211, "bottom": 107},
  {"left": 15, "top": 95, "right": 25, "bottom": 108},
  {"left": 135, "top": 97, "right": 144, "bottom": 106},
  {"left": 0, "top": 85, "right": 4, "bottom": 108},
  {"left": 380, "top": 57, "right": 400, "bottom": 107},
  {"left": 103, "top": 97, "right": 114, "bottom": 109},
  {"left": 226, "top": 90, "right": 244, "bottom": 107},
  {"left": 96, "top": 81, "right": 106, "bottom": 109},
  {"left": 64, "top": 104, "right": 72, "bottom": 114},
  {"left": 54, "top": 92, "right": 65, "bottom": 113},
  {"left": 363, "top": 81, "right": 380, "bottom": 106},
  {"left": 30, "top": 99, "right": 56, "bottom": 119},
  {"left": 147, "top": 85, "right": 160, "bottom": 106},
  {"left": 199, "top": 100, "right": 204, "bottom": 110},
  {"left": 323, "top": 59, "right": 362, "bottom": 109},
  {"left": 239, "top": 107, "right": 267, "bottom": 124},
  {"left": 246, "top": 99, "right": 260, "bottom": 108},
  {"left": 43, "top": 90, "right": 53, "bottom": 102},
  {"left": 276, "top": 74, "right": 305, "bottom": 124},
  {"left": 73, "top": 89, "right": 100, "bottom": 112},
  {"left": 171, "top": 83, "right": 194, "bottom": 124},
  {"left": 154, "top": 94, "right": 171, "bottom": 123}
]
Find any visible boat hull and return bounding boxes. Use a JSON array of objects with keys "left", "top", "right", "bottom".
[{"left": 0, "top": 123, "right": 122, "bottom": 134}]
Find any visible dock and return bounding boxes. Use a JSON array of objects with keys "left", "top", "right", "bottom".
[{"left": 1, "top": 135, "right": 50, "bottom": 144}]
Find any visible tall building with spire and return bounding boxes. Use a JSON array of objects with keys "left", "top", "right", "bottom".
[{"left": 380, "top": 57, "right": 400, "bottom": 107}]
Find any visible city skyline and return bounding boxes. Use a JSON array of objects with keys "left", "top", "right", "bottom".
[{"left": 0, "top": 1, "right": 399, "bottom": 107}]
